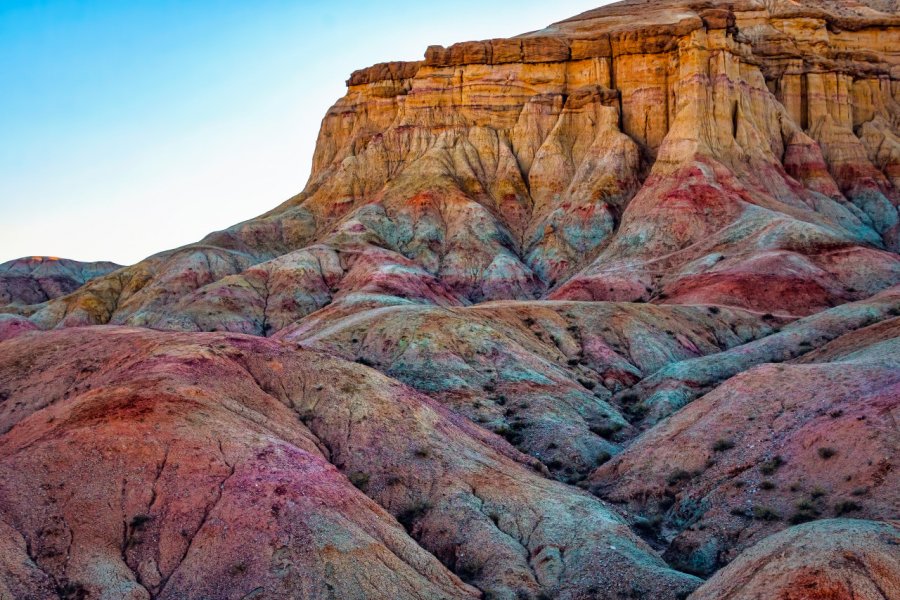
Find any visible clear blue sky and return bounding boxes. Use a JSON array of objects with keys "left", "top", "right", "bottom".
[{"left": 1, "top": 0, "right": 608, "bottom": 265}]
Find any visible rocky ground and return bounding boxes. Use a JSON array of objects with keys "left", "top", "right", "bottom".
[
  {"left": 1, "top": 0, "right": 899, "bottom": 598},
  {"left": 0, "top": 257, "right": 120, "bottom": 307}
]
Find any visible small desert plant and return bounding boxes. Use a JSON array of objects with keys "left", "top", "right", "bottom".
[
  {"left": 129, "top": 514, "right": 152, "bottom": 529},
  {"left": 658, "top": 494, "right": 676, "bottom": 511},
  {"left": 760, "top": 480, "right": 776, "bottom": 490},
  {"left": 595, "top": 452, "right": 612, "bottom": 467},
  {"left": 789, "top": 510, "right": 817, "bottom": 524},
  {"left": 620, "top": 392, "right": 639, "bottom": 404},
  {"left": 817, "top": 447, "right": 837, "bottom": 460},
  {"left": 834, "top": 500, "right": 862, "bottom": 516},
  {"left": 56, "top": 582, "right": 88, "bottom": 600},
  {"left": 625, "top": 403, "right": 649, "bottom": 419},
  {"left": 590, "top": 422, "right": 624, "bottom": 439},
  {"left": 789, "top": 499, "right": 821, "bottom": 524},
  {"left": 712, "top": 438, "right": 735, "bottom": 452},
  {"left": 632, "top": 515, "right": 663, "bottom": 535},
  {"left": 397, "top": 502, "right": 432, "bottom": 532},
  {"left": 759, "top": 455, "right": 785, "bottom": 475},
  {"left": 752, "top": 506, "right": 781, "bottom": 521},
  {"left": 811, "top": 487, "right": 828, "bottom": 499},
  {"left": 795, "top": 499, "right": 817, "bottom": 512},
  {"left": 494, "top": 426, "right": 522, "bottom": 445},
  {"left": 348, "top": 472, "right": 370, "bottom": 490},
  {"left": 455, "top": 559, "right": 484, "bottom": 581},
  {"left": 578, "top": 378, "right": 596, "bottom": 390},
  {"left": 667, "top": 469, "right": 694, "bottom": 486}
]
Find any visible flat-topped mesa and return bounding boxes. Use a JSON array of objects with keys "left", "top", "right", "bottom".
[
  {"left": 289, "top": 0, "right": 900, "bottom": 315},
  {"left": 331, "top": 0, "right": 898, "bottom": 161},
  {"left": 12, "top": 0, "right": 900, "bottom": 332}
]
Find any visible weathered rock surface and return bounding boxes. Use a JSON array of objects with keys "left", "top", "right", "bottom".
[
  {"left": 589, "top": 309, "right": 900, "bottom": 575},
  {"left": 0, "top": 327, "right": 700, "bottom": 600},
  {"left": 688, "top": 519, "right": 900, "bottom": 600},
  {"left": 0, "top": 314, "right": 38, "bottom": 343},
  {"left": 0, "top": 257, "right": 121, "bottom": 307},
  {"left": 286, "top": 301, "right": 773, "bottom": 481},
  {"left": 616, "top": 285, "right": 900, "bottom": 424},
  {"left": 2, "top": 0, "right": 900, "bottom": 597},
  {"left": 10, "top": 0, "right": 899, "bottom": 330}
]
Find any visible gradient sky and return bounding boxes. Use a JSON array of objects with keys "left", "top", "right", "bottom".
[{"left": 1, "top": 0, "right": 610, "bottom": 265}]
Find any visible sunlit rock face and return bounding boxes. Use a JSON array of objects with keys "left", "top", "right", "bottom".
[
  {"left": 22, "top": 0, "right": 900, "bottom": 328},
  {"left": 1, "top": 0, "right": 900, "bottom": 598}
]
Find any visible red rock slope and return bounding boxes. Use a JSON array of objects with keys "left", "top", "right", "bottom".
[
  {"left": 688, "top": 519, "right": 900, "bottom": 600},
  {"left": 1, "top": 1, "right": 899, "bottom": 598},
  {"left": 0, "top": 327, "right": 699, "bottom": 599}
]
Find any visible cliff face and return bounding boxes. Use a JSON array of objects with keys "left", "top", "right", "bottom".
[
  {"left": 1, "top": 2, "right": 900, "bottom": 599},
  {"left": 300, "top": 0, "right": 900, "bottom": 311},
  {"left": 17, "top": 0, "right": 900, "bottom": 332}
]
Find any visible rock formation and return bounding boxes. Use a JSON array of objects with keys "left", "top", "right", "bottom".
[
  {"left": 0, "top": 257, "right": 121, "bottom": 307},
  {"left": 1, "top": 0, "right": 899, "bottom": 598},
  {"left": 17, "top": 0, "right": 900, "bottom": 331},
  {"left": 589, "top": 297, "right": 900, "bottom": 574},
  {"left": 688, "top": 519, "right": 900, "bottom": 599},
  {"left": 0, "top": 327, "right": 699, "bottom": 600}
]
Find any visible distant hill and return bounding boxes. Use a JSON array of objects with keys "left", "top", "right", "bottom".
[{"left": 0, "top": 256, "right": 121, "bottom": 305}]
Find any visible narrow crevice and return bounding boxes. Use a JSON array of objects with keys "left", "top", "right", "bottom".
[{"left": 156, "top": 442, "right": 235, "bottom": 597}]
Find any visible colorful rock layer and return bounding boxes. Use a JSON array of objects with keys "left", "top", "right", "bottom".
[{"left": 1, "top": 1, "right": 899, "bottom": 598}]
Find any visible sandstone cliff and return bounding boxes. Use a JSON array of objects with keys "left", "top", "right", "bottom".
[
  {"left": 14, "top": 0, "right": 899, "bottom": 333},
  {"left": 1, "top": 1, "right": 900, "bottom": 599}
]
